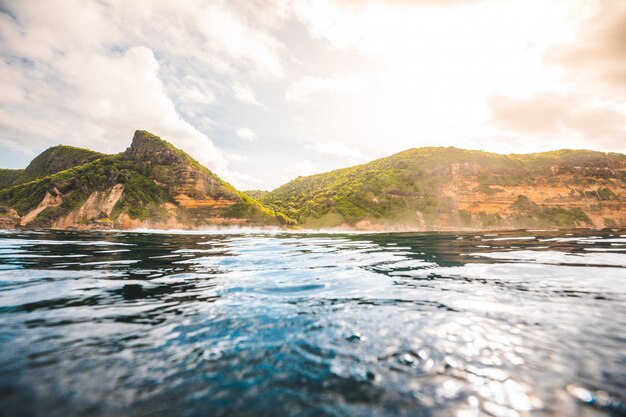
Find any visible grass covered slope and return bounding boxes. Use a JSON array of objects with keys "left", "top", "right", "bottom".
[
  {"left": 261, "top": 147, "right": 626, "bottom": 230},
  {"left": 0, "top": 155, "right": 164, "bottom": 226},
  {"left": 124, "top": 131, "right": 290, "bottom": 226},
  {"left": 0, "top": 169, "right": 22, "bottom": 190},
  {"left": 2, "top": 136, "right": 623, "bottom": 231},
  {"left": 0, "top": 146, "right": 104, "bottom": 191},
  {"left": 0, "top": 131, "right": 289, "bottom": 229}
]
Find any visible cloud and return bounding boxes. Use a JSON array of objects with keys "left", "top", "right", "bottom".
[
  {"left": 338, "top": 0, "right": 485, "bottom": 8},
  {"left": 231, "top": 81, "right": 261, "bottom": 105},
  {"left": 284, "top": 160, "right": 321, "bottom": 177},
  {"left": 287, "top": 0, "right": 490, "bottom": 54},
  {"left": 236, "top": 127, "right": 258, "bottom": 141},
  {"left": 285, "top": 75, "right": 366, "bottom": 104},
  {"left": 1, "top": 0, "right": 626, "bottom": 191},
  {"left": 225, "top": 152, "right": 248, "bottom": 162},
  {"left": 0, "top": 0, "right": 291, "bottom": 174},
  {"left": 0, "top": 42, "right": 228, "bottom": 171},
  {"left": 305, "top": 141, "right": 368, "bottom": 163},
  {"left": 0, "top": 1, "right": 287, "bottom": 82},
  {"left": 225, "top": 170, "right": 263, "bottom": 189},
  {"left": 488, "top": 93, "right": 626, "bottom": 150},
  {"left": 546, "top": 0, "right": 626, "bottom": 93},
  {"left": 169, "top": 74, "right": 216, "bottom": 106}
]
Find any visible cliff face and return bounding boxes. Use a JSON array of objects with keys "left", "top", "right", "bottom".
[
  {"left": 123, "top": 131, "right": 267, "bottom": 226},
  {"left": 1, "top": 137, "right": 624, "bottom": 231},
  {"left": 261, "top": 148, "right": 626, "bottom": 231},
  {"left": 426, "top": 164, "right": 623, "bottom": 230},
  {"left": 0, "top": 131, "right": 286, "bottom": 230},
  {"left": 125, "top": 131, "right": 244, "bottom": 211}
]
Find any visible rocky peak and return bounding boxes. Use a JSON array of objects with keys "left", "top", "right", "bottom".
[
  {"left": 124, "top": 130, "right": 226, "bottom": 196},
  {"left": 125, "top": 130, "right": 181, "bottom": 166}
]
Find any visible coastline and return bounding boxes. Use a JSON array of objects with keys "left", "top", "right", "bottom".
[{"left": 1, "top": 224, "right": 621, "bottom": 235}]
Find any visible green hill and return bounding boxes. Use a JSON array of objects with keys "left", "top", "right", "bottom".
[
  {"left": 1, "top": 139, "right": 623, "bottom": 231},
  {"left": 0, "top": 145, "right": 104, "bottom": 190},
  {"left": 260, "top": 147, "right": 626, "bottom": 230},
  {"left": 0, "top": 131, "right": 289, "bottom": 229}
]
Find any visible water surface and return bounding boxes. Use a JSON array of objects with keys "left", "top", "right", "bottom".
[{"left": 0, "top": 229, "right": 625, "bottom": 416}]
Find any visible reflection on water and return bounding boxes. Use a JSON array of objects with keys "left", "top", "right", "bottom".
[{"left": 0, "top": 229, "right": 625, "bottom": 417}]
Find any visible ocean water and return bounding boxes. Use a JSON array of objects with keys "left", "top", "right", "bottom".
[{"left": 0, "top": 229, "right": 624, "bottom": 417}]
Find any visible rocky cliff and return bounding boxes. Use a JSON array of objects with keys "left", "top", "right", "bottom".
[
  {"left": 1, "top": 137, "right": 624, "bottom": 231},
  {"left": 261, "top": 147, "right": 626, "bottom": 231},
  {"left": 0, "top": 131, "right": 288, "bottom": 230}
]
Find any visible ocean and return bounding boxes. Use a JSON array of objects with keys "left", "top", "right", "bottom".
[{"left": 0, "top": 228, "right": 624, "bottom": 416}]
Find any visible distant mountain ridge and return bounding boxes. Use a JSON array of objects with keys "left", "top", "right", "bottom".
[
  {"left": 0, "top": 134, "right": 624, "bottom": 231},
  {"left": 259, "top": 147, "right": 625, "bottom": 230},
  {"left": 0, "top": 131, "right": 288, "bottom": 229}
]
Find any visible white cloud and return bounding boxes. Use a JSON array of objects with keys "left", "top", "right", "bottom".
[
  {"left": 226, "top": 170, "right": 263, "bottom": 189},
  {"left": 236, "top": 127, "right": 258, "bottom": 141},
  {"left": 305, "top": 141, "right": 369, "bottom": 163},
  {"left": 1, "top": 0, "right": 626, "bottom": 191},
  {"left": 231, "top": 81, "right": 260, "bottom": 105},
  {"left": 284, "top": 160, "right": 321, "bottom": 177},
  {"left": 225, "top": 152, "right": 249, "bottom": 162},
  {"left": 190, "top": 2, "right": 285, "bottom": 77},
  {"left": 285, "top": 74, "right": 366, "bottom": 104},
  {"left": 169, "top": 74, "right": 216, "bottom": 107},
  {"left": 0, "top": 44, "right": 227, "bottom": 171},
  {"left": 0, "top": 0, "right": 291, "bottom": 175},
  {"left": 488, "top": 92, "right": 626, "bottom": 150}
]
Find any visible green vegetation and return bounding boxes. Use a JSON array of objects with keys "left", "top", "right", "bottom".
[
  {"left": 22, "top": 145, "right": 104, "bottom": 179},
  {"left": 244, "top": 190, "right": 269, "bottom": 200},
  {"left": 472, "top": 183, "right": 504, "bottom": 195},
  {"left": 0, "top": 131, "right": 289, "bottom": 228},
  {"left": 0, "top": 154, "right": 169, "bottom": 224},
  {"left": 512, "top": 195, "right": 538, "bottom": 211},
  {"left": 262, "top": 147, "right": 624, "bottom": 229},
  {"left": 510, "top": 149, "right": 626, "bottom": 175},
  {"left": 592, "top": 188, "right": 616, "bottom": 200},
  {"left": 126, "top": 131, "right": 291, "bottom": 225},
  {"left": 0, "top": 169, "right": 22, "bottom": 190},
  {"left": 34, "top": 206, "right": 64, "bottom": 223},
  {"left": 0, "top": 136, "right": 623, "bottom": 230},
  {"left": 263, "top": 147, "right": 497, "bottom": 225},
  {"left": 510, "top": 195, "right": 592, "bottom": 228},
  {"left": 453, "top": 195, "right": 595, "bottom": 230},
  {"left": 0, "top": 146, "right": 104, "bottom": 191}
]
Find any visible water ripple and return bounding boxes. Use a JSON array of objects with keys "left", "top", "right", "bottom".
[{"left": 0, "top": 228, "right": 624, "bottom": 417}]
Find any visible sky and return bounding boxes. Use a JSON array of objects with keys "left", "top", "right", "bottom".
[{"left": 0, "top": 0, "right": 625, "bottom": 190}]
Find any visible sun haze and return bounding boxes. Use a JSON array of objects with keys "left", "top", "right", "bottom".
[{"left": 0, "top": 0, "right": 624, "bottom": 189}]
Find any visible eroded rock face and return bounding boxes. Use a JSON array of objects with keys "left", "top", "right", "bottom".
[
  {"left": 439, "top": 177, "right": 624, "bottom": 229},
  {"left": 342, "top": 175, "right": 625, "bottom": 231},
  {"left": 126, "top": 131, "right": 182, "bottom": 166},
  {"left": 0, "top": 207, "right": 19, "bottom": 229},
  {"left": 20, "top": 188, "right": 63, "bottom": 226},
  {"left": 125, "top": 130, "right": 241, "bottom": 210},
  {"left": 52, "top": 184, "right": 124, "bottom": 229},
  {"left": 266, "top": 147, "right": 626, "bottom": 231},
  {"left": 0, "top": 130, "right": 285, "bottom": 230}
]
